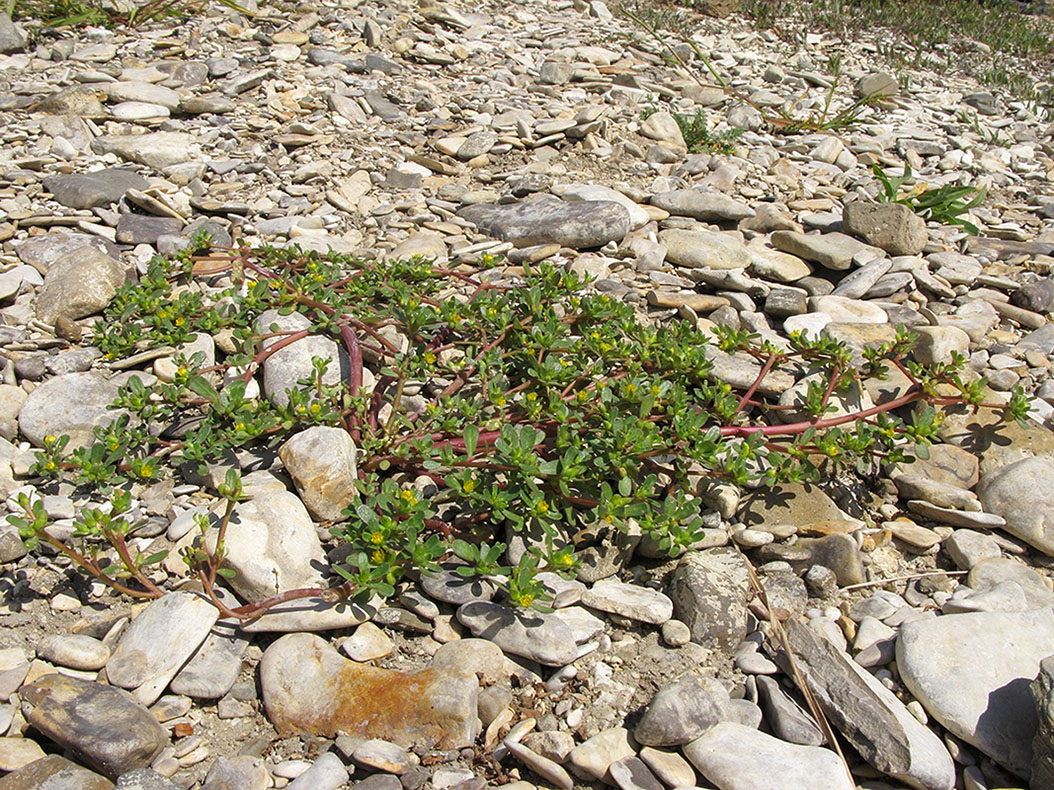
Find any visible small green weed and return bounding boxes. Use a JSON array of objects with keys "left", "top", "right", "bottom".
[
  {"left": 872, "top": 163, "right": 987, "bottom": 235},
  {"left": 674, "top": 107, "right": 743, "bottom": 153},
  {"left": 641, "top": 106, "right": 743, "bottom": 153}
]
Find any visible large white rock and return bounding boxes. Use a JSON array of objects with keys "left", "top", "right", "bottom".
[{"left": 897, "top": 608, "right": 1054, "bottom": 778}]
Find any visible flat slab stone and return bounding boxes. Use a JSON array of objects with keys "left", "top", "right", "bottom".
[
  {"left": 581, "top": 581, "right": 673, "bottom": 625},
  {"left": 106, "top": 592, "right": 218, "bottom": 706},
  {"left": 43, "top": 168, "right": 149, "bottom": 209},
  {"left": 260, "top": 633, "right": 479, "bottom": 749},
  {"left": 897, "top": 608, "right": 1054, "bottom": 778},
  {"left": 456, "top": 601, "right": 579, "bottom": 666},
  {"left": 0, "top": 754, "right": 114, "bottom": 789},
  {"left": 458, "top": 195, "right": 631, "bottom": 249},
  {"left": 684, "top": 721, "right": 854, "bottom": 790},
  {"left": 774, "top": 619, "right": 955, "bottom": 790}
]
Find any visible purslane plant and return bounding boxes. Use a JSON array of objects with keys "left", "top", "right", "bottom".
[{"left": 8, "top": 243, "right": 1032, "bottom": 617}]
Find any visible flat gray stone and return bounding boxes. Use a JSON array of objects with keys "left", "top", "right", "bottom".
[
  {"left": 456, "top": 601, "right": 579, "bottom": 666},
  {"left": 168, "top": 618, "right": 249, "bottom": 700},
  {"left": 581, "top": 581, "right": 673, "bottom": 625},
  {"left": 771, "top": 230, "right": 883, "bottom": 271},
  {"left": 650, "top": 188, "right": 754, "bottom": 222},
  {"left": 18, "top": 372, "right": 126, "bottom": 450},
  {"left": 683, "top": 721, "right": 854, "bottom": 790},
  {"left": 458, "top": 195, "right": 631, "bottom": 249},
  {"left": 977, "top": 457, "right": 1054, "bottom": 555},
  {"left": 773, "top": 619, "right": 955, "bottom": 790},
  {"left": 106, "top": 592, "right": 218, "bottom": 706},
  {"left": 43, "top": 168, "right": 149, "bottom": 209},
  {"left": 659, "top": 229, "right": 751, "bottom": 270}
]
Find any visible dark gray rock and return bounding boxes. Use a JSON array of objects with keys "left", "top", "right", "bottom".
[
  {"left": 1011, "top": 278, "right": 1054, "bottom": 314},
  {"left": 963, "top": 92, "right": 1000, "bottom": 115},
  {"left": 115, "top": 214, "right": 183, "bottom": 245},
  {"left": 756, "top": 675, "right": 824, "bottom": 746},
  {"left": 771, "top": 619, "right": 955, "bottom": 790},
  {"left": 668, "top": 547, "right": 751, "bottom": 652},
  {"left": 20, "top": 674, "right": 167, "bottom": 780},
  {"left": 458, "top": 195, "right": 631, "bottom": 249},
  {"left": 43, "top": 168, "right": 148, "bottom": 209},
  {"left": 1031, "top": 655, "right": 1054, "bottom": 790}
]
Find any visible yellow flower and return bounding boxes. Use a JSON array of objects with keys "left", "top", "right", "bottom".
[
  {"left": 399, "top": 489, "right": 419, "bottom": 507},
  {"left": 174, "top": 317, "right": 185, "bottom": 327},
  {"left": 44, "top": 460, "right": 57, "bottom": 471},
  {"left": 424, "top": 352, "right": 437, "bottom": 365},
  {"left": 371, "top": 549, "right": 385, "bottom": 563},
  {"left": 493, "top": 394, "right": 506, "bottom": 406},
  {"left": 235, "top": 422, "right": 246, "bottom": 432},
  {"left": 139, "top": 465, "right": 153, "bottom": 479},
  {"left": 44, "top": 435, "right": 56, "bottom": 445},
  {"left": 176, "top": 366, "right": 188, "bottom": 379},
  {"left": 516, "top": 592, "right": 534, "bottom": 607},
  {"left": 309, "top": 402, "right": 321, "bottom": 414},
  {"left": 369, "top": 531, "right": 384, "bottom": 545},
  {"left": 463, "top": 479, "right": 475, "bottom": 493},
  {"left": 576, "top": 390, "right": 588, "bottom": 402},
  {"left": 535, "top": 500, "right": 549, "bottom": 515},
  {"left": 526, "top": 392, "right": 537, "bottom": 402},
  {"left": 486, "top": 307, "right": 497, "bottom": 318},
  {"left": 604, "top": 514, "right": 614, "bottom": 524}
]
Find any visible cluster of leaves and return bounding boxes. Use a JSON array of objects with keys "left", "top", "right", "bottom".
[
  {"left": 642, "top": 106, "right": 743, "bottom": 154},
  {"left": 13, "top": 244, "right": 1032, "bottom": 614},
  {"left": 872, "top": 163, "right": 987, "bottom": 235}
]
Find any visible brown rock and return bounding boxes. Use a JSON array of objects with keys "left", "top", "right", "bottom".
[
  {"left": 842, "top": 201, "right": 928, "bottom": 257},
  {"left": 259, "top": 633, "right": 479, "bottom": 749},
  {"left": 0, "top": 754, "right": 114, "bottom": 789},
  {"left": 19, "top": 674, "right": 167, "bottom": 779}
]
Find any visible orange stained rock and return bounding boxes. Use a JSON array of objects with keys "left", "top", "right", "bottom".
[{"left": 260, "top": 632, "right": 479, "bottom": 749}]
